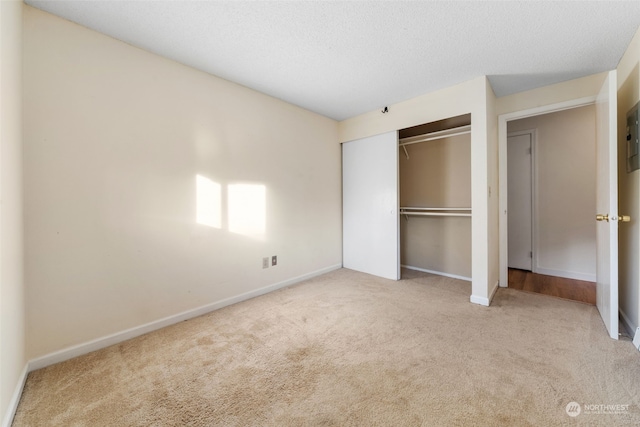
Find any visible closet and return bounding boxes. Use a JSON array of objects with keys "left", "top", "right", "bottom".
[
  {"left": 342, "top": 114, "right": 472, "bottom": 283},
  {"left": 398, "top": 114, "right": 472, "bottom": 280}
]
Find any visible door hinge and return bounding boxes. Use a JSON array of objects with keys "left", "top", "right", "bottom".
[{"left": 529, "top": 251, "right": 533, "bottom": 258}]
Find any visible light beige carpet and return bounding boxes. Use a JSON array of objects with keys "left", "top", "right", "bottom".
[{"left": 13, "top": 268, "right": 640, "bottom": 426}]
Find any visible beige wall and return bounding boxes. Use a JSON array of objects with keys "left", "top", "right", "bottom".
[
  {"left": 401, "top": 218, "right": 471, "bottom": 278},
  {"left": 339, "top": 76, "right": 497, "bottom": 305},
  {"left": 23, "top": 6, "right": 342, "bottom": 359},
  {"left": 400, "top": 134, "right": 471, "bottom": 207},
  {"left": 508, "top": 105, "right": 597, "bottom": 281},
  {"left": 399, "top": 134, "right": 471, "bottom": 278},
  {"left": 617, "top": 25, "right": 640, "bottom": 335},
  {"left": 496, "top": 73, "right": 607, "bottom": 116},
  {"left": 339, "top": 77, "right": 486, "bottom": 144},
  {"left": 0, "top": 0, "right": 25, "bottom": 424}
]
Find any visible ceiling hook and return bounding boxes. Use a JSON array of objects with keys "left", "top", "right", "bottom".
[{"left": 381, "top": 106, "right": 388, "bottom": 114}]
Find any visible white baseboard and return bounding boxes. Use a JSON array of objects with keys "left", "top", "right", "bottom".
[
  {"left": 2, "top": 364, "right": 28, "bottom": 427},
  {"left": 401, "top": 265, "right": 471, "bottom": 282},
  {"left": 470, "top": 294, "right": 490, "bottom": 306},
  {"left": 471, "top": 281, "right": 499, "bottom": 306},
  {"left": 633, "top": 328, "right": 640, "bottom": 351},
  {"left": 402, "top": 265, "right": 491, "bottom": 306},
  {"left": 28, "top": 264, "right": 342, "bottom": 372},
  {"left": 487, "top": 280, "right": 499, "bottom": 305},
  {"left": 620, "top": 308, "right": 638, "bottom": 338},
  {"left": 534, "top": 267, "right": 595, "bottom": 282}
]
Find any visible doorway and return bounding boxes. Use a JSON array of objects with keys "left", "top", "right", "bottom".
[
  {"left": 507, "top": 130, "right": 534, "bottom": 272},
  {"left": 503, "top": 103, "right": 598, "bottom": 304}
]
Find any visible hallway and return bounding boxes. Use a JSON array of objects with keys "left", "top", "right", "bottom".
[{"left": 508, "top": 269, "right": 596, "bottom": 305}]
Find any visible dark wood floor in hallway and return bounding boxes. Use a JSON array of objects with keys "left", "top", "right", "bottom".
[{"left": 508, "top": 269, "right": 596, "bottom": 305}]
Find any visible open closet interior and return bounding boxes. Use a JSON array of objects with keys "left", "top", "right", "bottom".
[{"left": 399, "top": 114, "right": 472, "bottom": 280}]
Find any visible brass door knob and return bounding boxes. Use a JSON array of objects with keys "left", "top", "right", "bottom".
[
  {"left": 596, "top": 214, "right": 609, "bottom": 222},
  {"left": 619, "top": 215, "right": 631, "bottom": 222}
]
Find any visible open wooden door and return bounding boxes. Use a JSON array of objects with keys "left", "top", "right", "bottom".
[
  {"left": 342, "top": 131, "right": 400, "bottom": 280},
  {"left": 595, "top": 70, "right": 619, "bottom": 340}
]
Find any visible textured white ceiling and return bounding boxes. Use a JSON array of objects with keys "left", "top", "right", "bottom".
[{"left": 25, "top": 1, "right": 640, "bottom": 121}]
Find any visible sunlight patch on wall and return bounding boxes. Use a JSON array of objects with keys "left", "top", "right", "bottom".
[
  {"left": 196, "top": 175, "right": 221, "bottom": 228},
  {"left": 228, "top": 184, "right": 266, "bottom": 237}
]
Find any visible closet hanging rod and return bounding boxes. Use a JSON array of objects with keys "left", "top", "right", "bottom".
[
  {"left": 400, "top": 207, "right": 471, "bottom": 211},
  {"left": 400, "top": 212, "right": 472, "bottom": 218},
  {"left": 399, "top": 125, "right": 471, "bottom": 147}
]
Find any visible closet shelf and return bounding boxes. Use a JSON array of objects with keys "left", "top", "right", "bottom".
[
  {"left": 399, "top": 125, "right": 471, "bottom": 147},
  {"left": 400, "top": 207, "right": 472, "bottom": 219},
  {"left": 400, "top": 207, "right": 471, "bottom": 211},
  {"left": 399, "top": 124, "right": 471, "bottom": 159}
]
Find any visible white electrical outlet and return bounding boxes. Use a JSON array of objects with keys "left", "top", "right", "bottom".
[
  {"left": 272, "top": 255, "right": 277, "bottom": 266},
  {"left": 633, "top": 327, "right": 640, "bottom": 351},
  {"left": 262, "top": 257, "right": 269, "bottom": 269}
]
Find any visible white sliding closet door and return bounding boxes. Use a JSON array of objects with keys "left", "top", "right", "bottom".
[{"left": 342, "top": 131, "right": 399, "bottom": 280}]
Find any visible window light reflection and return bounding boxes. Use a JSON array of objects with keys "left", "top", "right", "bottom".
[
  {"left": 228, "top": 184, "right": 266, "bottom": 237},
  {"left": 196, "top": 175, "right": 221, "bottom": 228}
]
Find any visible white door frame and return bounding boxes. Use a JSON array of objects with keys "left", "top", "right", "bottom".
[
  {"left": 506, "top": 129, "right": 537, "bottom": 273},
  {"left": 498, "top": 96, "right": 597, "bottom": 288}
]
